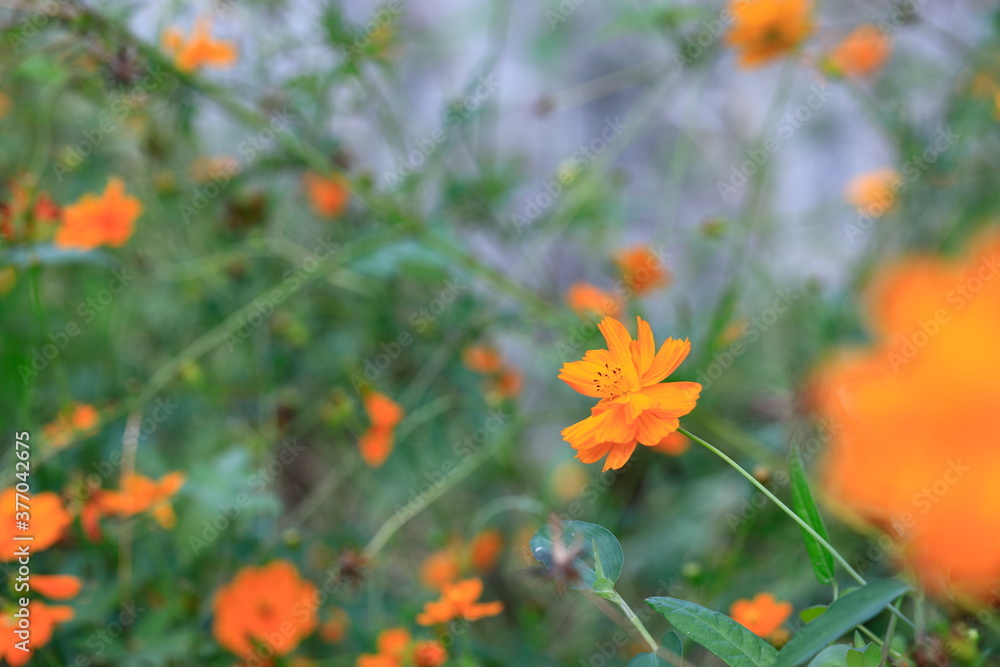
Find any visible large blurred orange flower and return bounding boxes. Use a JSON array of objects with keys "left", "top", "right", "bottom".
[
  {"left": 827, "top": 24, "right": 891, "bottom": 79},
  {"left": 358, "top": 392, "right": 404, "bottom": 467},
  {"left": 213, "top": 561, "right": 318, "bottom": 659},
  {"left": 811, "top": 233, "right": 1000, "bottom": 601},
  {"left": 613, "top": 246, "right": 670, "bottom": 295},
  {"left": 1, "top": 489, "right": 71, "bottom": 561},
  {"left": 54, "top": 177, "right": 141, "bottom": 250},
  {"left": 163, "top": 18, "right": 238, "bottom": 72},
  {"left": 95, "top": 472, "right": 185, "bottom": 529},
  {"left": 730, "top": 593, "right": 792, "bottom": 638},
  {"left": 559, "top": 316, "right": 701, "bottom": 471},
  {"left": 416, "top": 578, "right": 503, "bottom": 625},
  {"left": 725, "top": 0, "right": 814, "bottom": 68}
]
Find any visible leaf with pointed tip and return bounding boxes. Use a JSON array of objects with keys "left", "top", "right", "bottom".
[
  {"left": 774, "top": 579, "right": 909, "bottom": 667},
  {"left": 789, "top": 445, "right": 835, "bottom": 584},
  {"left": 530, "top": 520, "right": 623, "bottom": 591},
  {"left": 646, "top": 597, "right": 778, "bottom": 667}
]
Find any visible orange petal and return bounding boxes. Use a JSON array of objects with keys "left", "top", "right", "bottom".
[{"left": 31, "top": 574, "right": 82, "bottom": 600}]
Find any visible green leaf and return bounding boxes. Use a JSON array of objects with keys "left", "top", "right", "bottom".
[
  {"left": 788, "top": 445, "right": 835, "bottom": 584},
  {"left": 627, "top": 652, "right": 669, "bottom": 666},
  {"left": 530, "top": 520, "right": 623, "bottom": 591},
  {"left": 845, "top": 648, "right": 867, "bottom": 667},
  {"left": 806, "top": 645, "right": 850, "bottom": 666},
  {"left": 662, "top": 630, "right": 684, "bottom": 660},
  {"left": 774, "top": 579, "right": 910, "bottom": 667},
  {"left": 799, "top": 606, "right": 827, "bottom": 623},
  {"left": 646, "top": 597, "right": 778, "bottom": 667}
]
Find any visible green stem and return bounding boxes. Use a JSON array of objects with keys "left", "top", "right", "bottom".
[
  {"left": 607, "top": 589, "right": 660, "bottom": 654},
  {"left": 679, "top": 427, "right": 915, "bottom": 630}
]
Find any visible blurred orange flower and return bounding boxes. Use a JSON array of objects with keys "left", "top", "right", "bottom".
[
  {"left": 462, "top": 345, "right": 503, "bottom": 374},
  {"left": 421, "top": 530, "right": 503, "bottom": 590},
  {"left": 163, "top": 18, "right": 238, "bottom": 72},
  {"left": 304, "top": 172, "right": 350, "bottom": 218},
  {"left": 359, "top": 392, "right": 404, "bottom": 467},
  {"left": 811, "top": 234, "right": 1000, "bottom": 601},
  {"left": 95, "top": 472, "right": 185, "bottom": 530},
  {"left": 1, "top": 489, "right": 71, "bottom": 560},
  {"left": 730, "top": 593, "right": 792, "bottom": 638},
  {"left": 462, "top": 344, "right": 522, "bottom": 400},
  {"left": 417, "top": 578, "right": 503, "bottom": 625},
  {"left": 213, "top": 561, "right": 318, "bottom": 659},
  {"left": 827, "top": 24, "right": 891, "bottom": 79},
  {"left": 0, "top": 602, "right": 75, "bottom": 666},
  {"left": 357, "top": 628, "right": 448, "bottom": 667},
  {"left": 320, "top": 608, "right": 350, "bottom": 643},
  {"left": 420, "top": 548, "right": 462, "bottom": 590},
  {"left": 845, "top": 169, "right": 902, "bottom": 217},
  {"left": 470, "top": 529, "right": 504, "bottom": 572},
  {"left": 0, "top": 175, "right": 60, "bottom": 241},
  {"left": 725, "top": 0, "right": 814, "bottom": 68},
  {"left": 566, "top": 282, "right": 622, "bottom": 318},
  {"left": 54, "top": 177, "right": 141, "bottom": 250},
  {"left": 614, "top": 246, "right": 670, "bottom": 295},
  {"left": 559, "top": 316, "right": 701, "bottom": 471},
  {"left": 43, "top": 403, "right": 99, "bottom": 450},
  {"left": 31, "top": 574, "right": 83, "bottom": 600},
  {"left": 413, "top": 640, "right": 448, "bottom": 667},
  {"left": 651, "top": 430, "right": 690, "bottom": 456}
]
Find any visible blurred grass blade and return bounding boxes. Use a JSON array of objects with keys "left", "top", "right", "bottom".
[
  {"left": 774, "top": 579, "right": 910, "bottom": 667},
  {"left": 789, "top": 444, "right": 835, "bottom": 584},
  {"left": 646, "top": 597, "right": 778, "bottom": 667}
]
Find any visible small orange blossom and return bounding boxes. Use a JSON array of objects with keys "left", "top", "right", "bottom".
[
  {"left": 417, "top": 578, "right": 503, "bottom": 625},
  {"left": 54, "top": 177, "right": 141, "bottom": 250}
]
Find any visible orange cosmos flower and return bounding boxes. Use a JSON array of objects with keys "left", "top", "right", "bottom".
[
  {"left": 162, "top": 18, "right": 238, "bottom": 72},
  {"left": 304, "top": 171, "right": 350, "bottom": 218},
  {"left": 43, "top": 403, "right": 99, "bottom": 450},
  {"left": 566, "top": 282, "right": 622, "bottom": 318},
  {"left": 614, "top": 246, "right": 670, "bottom": 295},
  {"left": 651, "top": 430, "right": 690, "bottom": 456},
  {"left": 724, "top": 0, "right": 814, "bottom": 68},
  {"left": 845, "top": 169, "right": 902, "bottom": 218},
  {"left": 811, "top": 233, "right": 1000, "bottom": 602},
  {"left": 213, "top": 561, "right": 318, "bottom": 659},
  {"left": 417, "top": 578, "right": 503, "bottom": 625},
  {"left": 54, "top": 177, "right": 141, "bottom": 250},
  {"left": 95, "top": 472, "right": 185, "bottom": 529},
  {"left": 827, "top": 24, "right": 891, "bottom": 79},
  {"left": 730, "top": 593, "right": 792, "bottom": 638},
  {"left": 1, "top": 489, "right": 71, "bottom": 561},
  {"left": 462, "top": 345, "right": 503, "bottom": 374},
  {"left": 359, "top": 392, "right": 404, "bottom": 467},
  {"left": 559, "top": 316, "right": 701, "bottom": 471},
  {"left": 0, "top": 601, "right": 75, "bottom": 666},
  {"left": 357, "top": 628, "right": 448, "bottom": 667}
]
